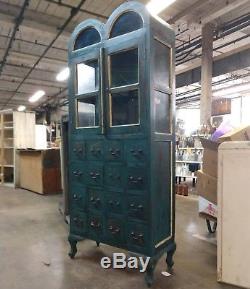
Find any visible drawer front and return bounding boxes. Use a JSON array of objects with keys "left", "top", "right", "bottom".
[
  {"left": 105, "top": 165, "right": 124, "bottom": 190},
  {"left": 88, "top": 214, "right": 103, "bottom": 240},
  {"left": 106, "top": 218, "right": 124, "bottom": 245},
  {"left": 70, "top": 212, "right": 87, "bottom": 236},
  {"left": 127, "top": 195, "right": 147, "bottom": 221},
  {"left": 105, "top": 141, "right": 123, "bottom": 161},
  {"left": 105, "top": 193, "right": 123, "bottom": 215},
  {"left": 88, "top": 188, "right": 103, "bottom": 212},
  {"left": 86, "top": 164, "right": 103, "bottom": 186},
  {"left": 127, "top": 223, "right": 149, "bottom": 252},
  {"left": 70, "top": 185, "right": 86, "bottom": 211},
  {"left": 125, "top": 140, "right": 147, "bottom": 163},
  {"left": 87, "top": 141, "right": 103, "bottom": 161},
  {"left": 127, "top": 167, "right": 147, "bottom": 190},
  {"left": 70, "top": 163, "right": 85, "bottom": 184},
  {"left": 71, "top": 141, "right": 85, "bottom": 161}
]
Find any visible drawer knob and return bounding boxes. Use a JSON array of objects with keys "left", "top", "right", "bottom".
[{"left": 90, "top": 220, "right": 101, "bottom": 229}]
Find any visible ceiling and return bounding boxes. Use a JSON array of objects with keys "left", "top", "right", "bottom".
[{"left": 0, "top": 0, "right": 249, "bottom": 111}]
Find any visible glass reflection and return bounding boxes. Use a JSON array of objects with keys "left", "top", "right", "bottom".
[
  {"left": 110, "top": 49, "right": 138, "bottom": 87},
  {"left": 111, "top": 90, "right": 139, "bottom": 126},
  {"left": 77, "top": 97, "right": 97, "bottom": 127},
  {"left": 77, "top": 60, "right": 98, "bottom": 95},
  {"left": 154, "top": 91, "right": 171, "bottom": 134}
]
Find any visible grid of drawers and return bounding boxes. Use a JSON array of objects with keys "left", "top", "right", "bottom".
[{"left": 69, "top": 139, "right": 149, "bottom": 252}]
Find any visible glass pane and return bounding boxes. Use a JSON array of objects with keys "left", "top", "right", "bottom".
[
  {"left": 111, "top": 90, "right": 139, "bottom": 126},
  {"left": 154, "top": 39, "right": 171, "bottom": 89},
  {"left": 110, "top": 11, "right": 143, "bottom": 38},
  {"left": 154, "top": 91, "right": 171, "bottom": 134},
  {"left": 77, "top": 60, "right": 99, "bottom": 94},
  {"left": 77, "top": 96, "right": 98, "bottom": 128},
  {"left": 74, "top": 28, "right": 100, "bottom": 50},
  {"left": 110, "top": 49, "right": 138, "bottom": 87}
]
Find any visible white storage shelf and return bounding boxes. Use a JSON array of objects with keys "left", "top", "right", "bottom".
[{"left": 0, "top": 110, "right": 36, "bottom": 186}]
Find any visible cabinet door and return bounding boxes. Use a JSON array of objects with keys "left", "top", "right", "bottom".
[
  {"left": 104, "top": 37, "right": 146, "bottom": 135},
  {"left": 71, "top": 48, "right": 104, "bottom": 136}
]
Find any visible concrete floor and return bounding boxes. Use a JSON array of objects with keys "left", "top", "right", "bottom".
[{"left": 0, "top": 187, "right": 237, "bottom": 289}]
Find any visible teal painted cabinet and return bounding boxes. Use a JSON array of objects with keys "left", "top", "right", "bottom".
[{"left": 67, "top": 2, "right": 176, "bottom": 285}]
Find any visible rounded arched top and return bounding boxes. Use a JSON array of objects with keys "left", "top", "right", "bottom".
[
  {"left": 68, "top": 19, "right": 104, "bottom": 52},
  {"left": 74, "top": 27, "right": 101, "bottom": 50},
  {"left": 105, "top": 1, "right": 150, "bottom": 39},
  {"left": 110, "top": 11, "right": 143, "bottom": 38}
]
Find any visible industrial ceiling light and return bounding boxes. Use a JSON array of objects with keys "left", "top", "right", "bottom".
[
  {"left": 29, "top": 90, "right": 45, "bottom": 103},
  {"left": 17, "top": 105, "right": 26, "bottom": 112},
  {"left": 56, "top": 67, "right": 70, "bottom": 81},
  {"left": 146, "top": 0, "right": 176, "bottom": 15}
]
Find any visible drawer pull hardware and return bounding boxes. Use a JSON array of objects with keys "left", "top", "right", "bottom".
[
  {"left": 130, "top": 231, "right": 144, "bottom": 243},
  {"left": 108, "top": 225, "right": 120, "bottom": 234},
  {"left": 90, "top": 220, "right": 101, "bottom": 228},
  {"left": 73, "top": 170, "right": 83, "bottom": 177},
  {"left": 128, "top": 176, "right": 143, "bottom": 184}
]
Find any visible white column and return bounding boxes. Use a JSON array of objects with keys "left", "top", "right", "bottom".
[{"left": 200, "top": 23, "right": 214, "bottom": 125}]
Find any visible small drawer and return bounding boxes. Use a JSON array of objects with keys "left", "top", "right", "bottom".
[
  {"left": 106, "top": 218, "right": 124, "bottom": 245},
  {"left": 125, "top": 140, "right": 147, "bottom": 163},
  {"left": 127, "top": 167, "right": 147, "bottom": 190},
  {"left": 70, "top": 163, "right": 85, "bottom": 184},
  {"left": 88, "top": 214, "right": 103, "bottom": 240},
  {"left": 71, "top": 141, "right": 85, "bottom": 161},
  {"left": 70, "top": 185, "right": 86, "bottom": 211},
  {"left": 104, "top": 165, "right": 124, "bottom": 190},
  {"left": 104, "top": 141, "right": 123, "bottom": 161},
  {"left": 105, "top": 193, "right": 123, "bottom": 215},
  {"left": 127, "top": 196, "right": 147, "bottom": 221},
  {"left": 127, "top": 223, "right": 149, "bottom": 251},
  {"left": 70, "top": 212, "right": 87, "bottom": 236},
  {"left": 87, "top": 141, "right": 103, "bottom": 161},
  {"left": 86, "top": 164, "right": 103, "bottom": 186},
  {"left": 88, "top": 189, "right": 103, "bottom": 211}
]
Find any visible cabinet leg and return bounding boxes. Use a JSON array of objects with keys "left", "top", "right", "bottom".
[
  {"left": 166, "top": 242, "right": 176, "bottom": 271},
  {"left": 68, "top": 238, "right": 77, "bottom": 259},
  {"left": 145, "top": 258, "right": 157, "bottom": 287},
  {"left": 96, "top": 241, "right": 100, "bottom": 247}
]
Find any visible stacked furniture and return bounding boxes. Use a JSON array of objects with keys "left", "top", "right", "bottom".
[{"left": 67, "top": 1, "right": 176, "bottom": 285}]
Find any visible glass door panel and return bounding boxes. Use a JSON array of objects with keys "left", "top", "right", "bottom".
[
  {"left": 110, "top": 49, "right": 138, "bottom": 87},
  {"left": 76, "top": 96, "right": 98, "bottom": 128},
  {"left": 111, "top": 90, "right": 139, "bottom": 126},
  {"left": 76, "top": 60, "right": 99, "bottom": 95},
  {"left": 75, "top": 57, "right": 101, "bottom": 130}
]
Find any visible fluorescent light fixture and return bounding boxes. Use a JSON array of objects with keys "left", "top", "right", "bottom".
[
  {"left": 56, "top": 67, "right": 70, "bottom": 82},
  {"left": 17, "top": 105, "right": 26, "bottom": 112},
  {"left": 29, "top": 90, "right": 45, "bottom": 103},
  {"left": 147, "top": 0, "right": 176, "bottom": 15},
  {"left": 213, "top": 83, "right": 250, "bottom": 97}
]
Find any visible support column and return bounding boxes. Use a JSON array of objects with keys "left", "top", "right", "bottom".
[{"left": 200, "top": 23, "right": 214, "bottom": 125}]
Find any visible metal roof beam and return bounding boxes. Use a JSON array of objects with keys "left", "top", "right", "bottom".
[{"left": 176, "top": 46, "right": 250, "bottom": 88}]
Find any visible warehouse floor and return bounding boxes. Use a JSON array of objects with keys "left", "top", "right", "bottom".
[{"left": 0, "top": 187, "right": 236, "bottom": 289}]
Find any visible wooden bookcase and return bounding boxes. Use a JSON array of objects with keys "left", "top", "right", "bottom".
[{"left": 0, "top": 110, "right": 36, "bottom": 187}]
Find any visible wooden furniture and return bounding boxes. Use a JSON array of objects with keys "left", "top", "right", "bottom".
[
  {"left": 18, "top": 149, "right": 62, "bottom": 194},
  {"left": 0, "top": 110, "right": 35, "bottom": 186},
  {"left": 67, "top": 2, "right": 176, "bottom": 286},
  {"left": 218, "top": 141, "right": 250, "bottom": 288}
]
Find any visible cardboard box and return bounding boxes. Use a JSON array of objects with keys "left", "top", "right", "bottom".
[
  {"left": 200, "top": 138, "right": 219, "bottom": 178},
  {"left": 218, "top": 125, "right": 250, "bottom": 142},
  {"left": 198, "top": 196, "right": 217, "bottom": 219},
  {"left": 197, "top": 170, "right": 217, "bottom": 204}
]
